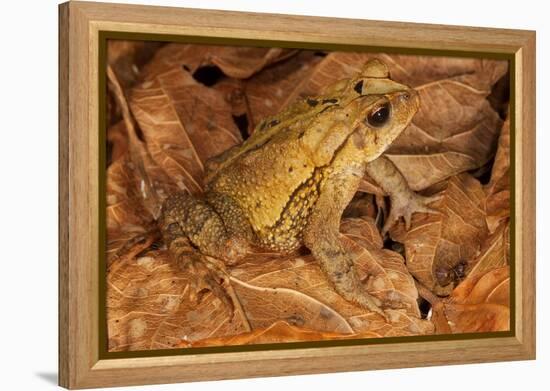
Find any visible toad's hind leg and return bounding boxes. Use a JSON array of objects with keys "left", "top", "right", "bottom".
[
  {"left": 159, "top": 192, "right": 251, "bottom": 320},
  {"left": 160, "top": 192, "right": 250, "bottom": 264}
]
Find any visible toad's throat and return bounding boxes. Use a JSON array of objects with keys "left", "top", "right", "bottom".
[{"left": 254, "top": 167, "right": 326, "bottom": 252}]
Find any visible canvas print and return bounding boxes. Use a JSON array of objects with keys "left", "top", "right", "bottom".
[{"left": 105, "top": 41, "right": 511, "bottom": 352}]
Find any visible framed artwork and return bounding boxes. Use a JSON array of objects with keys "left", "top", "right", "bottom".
[{"left": 59, "top": 1, "right": 536, "bottom": 389}]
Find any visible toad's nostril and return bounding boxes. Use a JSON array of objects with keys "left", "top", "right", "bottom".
[{"left": 401, "top": 92, "right": 410, "bottom": 100}]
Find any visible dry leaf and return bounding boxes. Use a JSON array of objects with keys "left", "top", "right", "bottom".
[
  {"left": 284, "top": 51, "right": 506, "bottom": 104},
  {"left": 106, "top": 65, "right": 180, "bottom": 223},
  {"left": 229, "top": 218, "right": 431, "bottom": 336},
  {"left": 105, "top": 44, "right": 510, "bottom": 350},
  {"left": 245, "top": 51, "right": 325, "bottom": 128},
  {"left": 178, "top": 320, "right": 382, "bottom": 347},
  {"left": 485, "top": 117, "right": 510, "bottom": 232},
  {"left": 106, "top": 41, "right": 162, "bottom": 128},
  {"left": 390, "top": 174, "right": 489, "bottom": 294},
  {"left": 107, "top": 121, "right": 129, "bottom": 164},
  {"left": 468, "top": 222, "right": 510, "bottom": 277},
  {"left": 384, "top": 56, "right": 506, "bottom": 190},
  {"left": 129, "top": 67, "right": 242, "bottom": 195},
  {"left": 106, "top": 155, "right": 152, "bottom": 234},
  {"left": 213, "top": 78, "right": 249, "bottom": 118},
  {"left": 420, "top": 219, "right": 510, "bottom": 334},
  {"left": 107, "top": 250, "right": 251, "bottom": 351},
  {"left": 430, "top": 266, "right": 510, "bottom": 334},
  {"left": 140, "top": 43, "right": 297, "bottom": 81},
  {"left": 105, "top": 135, "right": 175, "bottom": 264},
  {"left": 380, "top": 56, "right": 508, "bottom": 90},
  {"left": 107, "top": 40, "right": 162, "bottom": 89}
]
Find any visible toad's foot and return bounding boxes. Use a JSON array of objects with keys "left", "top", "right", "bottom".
[
  {"left": 382, "top": 192, "right": 442, "bottom": 235},
  {"left": 178, "top": 253, "right": 236, "bottom": 316},
  {"left": 176, "top": 253, "right": 252, "bottom": 331},
  {"left": 352, "top": 290, "right": 390, "bottom": 321}
]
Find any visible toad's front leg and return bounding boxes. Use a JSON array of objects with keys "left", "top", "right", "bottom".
[
  {"left": 303, "top": 164, "right": 386, "bottom": 318},
  {"left": 366, "top": 156, "right": 441, "bottom": 234}
]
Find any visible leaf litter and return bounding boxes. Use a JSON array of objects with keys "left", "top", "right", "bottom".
[{"left": 105, "top": 42, "right": 510, "bottom": 351}]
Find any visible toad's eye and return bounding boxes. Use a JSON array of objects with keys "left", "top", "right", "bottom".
[{"left": 367, "top": 103, "right": 391, "bottom": 127}]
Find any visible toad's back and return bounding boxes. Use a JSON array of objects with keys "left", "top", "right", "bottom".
[{"left": 206, "top": 134, "right": 327, "bottom": 252}]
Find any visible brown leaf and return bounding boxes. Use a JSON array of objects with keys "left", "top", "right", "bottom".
[
  {"left": 485, "top": 117, "right": 510, "bottom": 232},
  {"left": 106, "top": 154, "right": 152, "bottom": 234},
  {"left": 420, "top": 221, "right": 510, "bottom": 334},
  {"left": 384, "top": 56, "right": 507, "bottom": 190},
  {"left": 381, "top": 55, "right": 508, "bottom": 90},
  {"left": 390, "top": 174, "right": 489, "bottom": 294},
  {"left": 244, "top": 51, "right": 325, "bottom": 128},
  {"left": 107, "top": 142, "right": 180, "bottom": 229},
  {"left": 266, "top": 51, "right": 506, "bottom": 102},
  {"left": 468, "top": 222, "right": 510, "bottom": 278},
  {"left": 275, "top": 51, "right": 372, "bottom": 97},
  {"left": 213, "top": 77, "right": 248, "bottom": 118},
  {"left": 107, "top": 120, "right": 129, "bottom": 166},
  {"left": 107, "top": 64, "right": 182, "bottom": 228},
  {"left": 140, "top": 43, "right": 297, "bottom": 81},
  {"left": 178, "top": 320, "right": 382, "bottom": 348},
  {"left": 343, "top": 193, "right": 378, "bottom": 220},
  {"left": 229, "top": 218, "right": 430, "bottom": 333},
  {"left": 386, "top": 87, "right": 502, "bottom": 191},
  {"left": 450, "top": 266, "right": 510, "bottom": 307},
  {"left": 106, "top": 41, "right": 162, "bottom": 128},
  {"left": 106, "top": 46, "right": 509, "bottom": 350},
  {"left": 107, "top": 250, "right": 252, "bottom": 351},
  {"left": 128, "top": 67, "right": 242, "bottom": 195},
  {"left": 105, "top": 128, "right": 174, "bottom": 263},
  {"left": 431, "top": 266, "right": 510, "bottom": 334},
  {"left": 107, "top": 40, "right": 162, "bottom": 89}
]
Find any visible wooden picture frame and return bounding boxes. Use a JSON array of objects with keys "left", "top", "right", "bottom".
[{"left": 59, "top": 1, "right": 536, "bottom": 389}]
